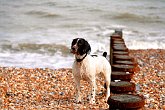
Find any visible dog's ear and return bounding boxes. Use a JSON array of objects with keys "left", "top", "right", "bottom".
[
  {"left": 77, "top": 38, "right": 91, "bottom": 55},
  {"left": 71, "top": 38, "right": 78, "bottom": 47},
  {"left": 83, "top": 40, "right": 91, "bottom": 54}
]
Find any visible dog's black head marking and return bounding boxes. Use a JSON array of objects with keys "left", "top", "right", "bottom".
[{"left": 71, "top": 38, "right": 91, "bottom": 55}]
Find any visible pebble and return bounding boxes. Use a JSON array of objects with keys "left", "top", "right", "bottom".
[
  {"left": 59, "top": 92, "right": 64, "bottom": 96},
  {"left": 130, "top": 49, "right": 165, "bottom": 110}
]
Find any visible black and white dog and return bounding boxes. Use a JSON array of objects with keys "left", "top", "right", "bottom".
[{"left": 71, "top": 38, "right": 111, "bottom": 104}]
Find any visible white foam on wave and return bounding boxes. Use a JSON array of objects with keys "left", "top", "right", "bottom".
[
  {"left": 123, "top": 29, "right": 165, "bottom": 49},
  {"left": 0, "top": 51, "right": 74, "bottom": 69},
  {"left": 125, "top": 40, "right": 165, "bottom": 49}
]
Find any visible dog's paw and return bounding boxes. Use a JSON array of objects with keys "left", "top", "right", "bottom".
[{"left": 106, "top": 95, "right": 110, "bottom": 102}]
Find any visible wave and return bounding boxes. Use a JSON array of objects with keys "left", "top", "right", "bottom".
[
  {"left": 25, "top": 10, "right": 61, "bottom": 18},
  {"left": 123, "top": 30, "right": 165, "bottom": 49},
  {"left": 0, "top": 42, "right": 72, "bottom": 69},
  {"left": 0, "top": 43, "right": 70, "bottom": 56},
  {"left": 115, "top": 13, "right": 141, "bottom": 19},
  {"left": 0, "top": 51, "right": 73, "bottom": 69},
  {"left": 43, "top": 1, "right": 57, "bottom": 7},
  {"left": 112, "top": 12, "right": 163, "bottom": 23},
  {"left": 126, "top": 40, "right": 165, "bottom": 49}
]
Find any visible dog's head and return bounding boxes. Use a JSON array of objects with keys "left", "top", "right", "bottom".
[{"left": 71, "top": 38, "right": 91, "bottom": 55}]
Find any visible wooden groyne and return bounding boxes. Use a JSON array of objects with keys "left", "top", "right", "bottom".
[{"left": 107, "top": 29, "right": 145, "bottom": 110}]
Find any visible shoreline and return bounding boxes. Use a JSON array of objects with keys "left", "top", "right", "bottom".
[{"left": 0, "top": 49, "right": 165, "bottom": 109}]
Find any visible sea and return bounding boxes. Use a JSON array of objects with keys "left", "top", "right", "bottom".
[{"left": 0, "top": 0, "right": 165, "bottom": 69}]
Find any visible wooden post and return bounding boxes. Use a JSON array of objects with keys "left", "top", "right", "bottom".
[
  {"left": 115, "top": 29, "right": 123, "bottom": 37},
  {"left": 108, "top": 29, "right": 144, "bottom": 109},
  {"left": 110, "top": 29, "right": 123, "bottom": 65}
]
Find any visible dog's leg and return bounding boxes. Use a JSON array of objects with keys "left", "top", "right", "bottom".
[
  {"left": 89, "top": 79, "right": 96, "bottom": 104},
  {"left": 105, "top": 73, "right": 111, "bottom": 101},
  {"left": 105, "top": 80, "right": 110, "bottom": 101},
  {"left": 74, "top": 78, "right": 81, "bottom": 103}
]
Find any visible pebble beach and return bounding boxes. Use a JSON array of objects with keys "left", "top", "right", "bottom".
[{"left": 0, "top": 49, "right": 164, "bottom": 110}]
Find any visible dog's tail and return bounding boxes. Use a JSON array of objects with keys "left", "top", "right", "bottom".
[{"left": 103, "top": 52, "right": 107, "bottom": 58}]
